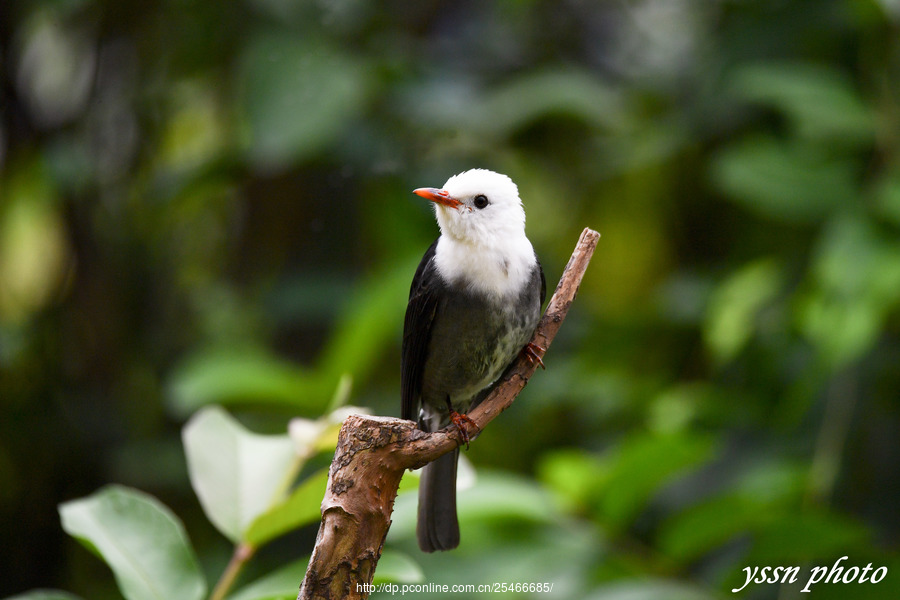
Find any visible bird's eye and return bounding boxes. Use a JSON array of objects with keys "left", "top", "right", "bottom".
[{"left": 473, "top": 194, "right": 489, "bottom": 209}]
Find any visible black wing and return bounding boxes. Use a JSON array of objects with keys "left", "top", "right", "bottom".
[{"left": 401, "top": 239, "right": 441, "bottom": 421}]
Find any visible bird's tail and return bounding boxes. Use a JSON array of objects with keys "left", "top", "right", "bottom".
[{"left": 416, "top": 448, "right": 460, "bottom": 552}]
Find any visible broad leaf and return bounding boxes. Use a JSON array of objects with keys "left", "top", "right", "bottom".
[
  {"left": 798, "top": 216, "right": 900, "bottom": 367},
  {"left": 595, "top": 433, "right": 715, "bottom": 530},
  {"left": 167, "top": 348, "right": 332, "bottom": 416},
  {"left": 658, "top": 494, "right": 761, "bottom": 564},
  {"left": 704, "top": 259, "right": 784, "bottom": 365},
  {"left": 457, "top": 471, "right": 560, "bottom": 524},
  {"left": 478, "top": 68, "right": 626, "bottom": 137},
  {"left": 183, "top": 406, "right": 296, "bottom": 542},
  {"left": 373, "top": 550, "right": 424, "bottom": 584},
  {"left": 542, "top": 435, "right": 716, "bottom": 532},
  {"left": 537, "top": 449, "right": 606, "bottom": 513},
  {"left": 710, "top": 136, "right": 856, "bottom": 223},
  {"left": 239, "top": 32, "right": 369, "bottom": 172},
  {"left": 729, "top": 61, "right": 874, "bottom": 144},
  {"left": 59, "top": 485, "right": 206, "bottom": 600},
  {"left": 243, "top": 468, "right": 329, "bottom": 546},
  {"left": 227, "top": 558, "right": 308, "bottom": 600},
  {"left": 749, "top": 510, "right": 871, "bottom": 564},
  {"left": 315, "top": 265, "right": 412, "bottom": 386},
  {"left": 227, "top": 551, "right": 421, "bottom": 600}
]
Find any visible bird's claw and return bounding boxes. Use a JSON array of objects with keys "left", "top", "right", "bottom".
[
  {"left": 449, "top": 410, "right": 477, "bottom": 449},
  {"left": 522, "top": 341, "right": 546, "bottom": 369}
]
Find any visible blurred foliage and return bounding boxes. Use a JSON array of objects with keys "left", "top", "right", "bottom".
[
  {"left": 2, "top": 0, "right": 900, "bottom": 599},
  {"left": 59, "top": 485, "right": 207, "bottom": 600}
]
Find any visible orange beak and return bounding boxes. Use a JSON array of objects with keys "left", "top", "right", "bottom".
[{"left": 413, "top": 187, "right": 464, "bottom": 210}]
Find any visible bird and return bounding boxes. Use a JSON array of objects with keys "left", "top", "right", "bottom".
[{"left": 401, "top": 168, "right": 546, "bottom": 552}]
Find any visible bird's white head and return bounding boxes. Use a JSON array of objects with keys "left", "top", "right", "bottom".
[
  {"left": 413, "top": 169, "right": 536, "bottom": 297},
  {"left": 414, "top": 169, "right": 527, "bottom": 248}
]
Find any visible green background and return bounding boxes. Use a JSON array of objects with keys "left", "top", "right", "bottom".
[{"left": 1, "top": 0, "right": 899, "bottom": 598}]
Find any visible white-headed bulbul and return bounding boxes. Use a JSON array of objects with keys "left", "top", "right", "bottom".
[{"left": 402, "top": 169, "right": 545, "bottom": 552}]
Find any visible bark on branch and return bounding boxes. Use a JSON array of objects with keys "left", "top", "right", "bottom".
[{"left": 298, "top": 228, "right": 600, "bottom": 600}]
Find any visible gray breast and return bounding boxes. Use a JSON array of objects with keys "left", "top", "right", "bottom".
[{"left": 419, "top": 266, "right": 542, "bottom": 426}]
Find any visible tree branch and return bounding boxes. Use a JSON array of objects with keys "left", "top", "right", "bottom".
[{"left": 298, "top": 228, "right": 600, "bottom": 600}]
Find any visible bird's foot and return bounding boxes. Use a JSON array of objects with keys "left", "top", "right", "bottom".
[
  {"left": 449, "top": 410, "right": 477, "bottom": 450},
  {"left": 521, "top": 341, "right": 546, "bottom": 369}
]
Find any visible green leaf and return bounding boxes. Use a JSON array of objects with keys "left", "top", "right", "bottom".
[
  {"left": 167, "top": 263, "right": 409, "bottom": 417},
  {"left": 167, "top": 347, "right": 333, "bottom": 416},
  {"left": 167, "top": 262, "right": 409, "bottom": 417},
  {"left": 703, "top": 259, "right": 784, "bottom": 364},
  {"left": 316, "top": 263, "right": 412, "bottom": 386},
  {"left": 0, "top": 159, "right": 70, "bottom": 325},
  {"left": 659, "top": 494, "right": 761, "bottom": 563},
  {"left": 594, "top": 433, "right": 716, "bottom": 531},
  {"left": 541, "top": 436, "right": 715, "bottom": 533},
  {"left": 59, "top": 485, "right": 206, "bottom": 600},
  {"left": 733, "top": 459, "right": 807, "bottom": 505},
  {"left": 372, "top": 550, "right": 424, "bottom": 584},
  {"left": 798, "top": 216, "right": 900, "bottom": 367},
  {"left": 243, "top": 468, "right": 329, "bottom": 546},
  {"left": 287, "top": 403, "right": 359, "bottom": 459},
  {"left": 537, "top": 449, "right": 605, "bottom": 512},
  {"left": 710, "top": 136, "right": 856, "bottom": 223},
  {"left": 4, "top": 591, "right": 83, "bottom": 600},
  {"left": 749, "top": 510, "right": 871, "bottom": 564},
  {"left": 797, "top": 294, "right": 881, "bottom": 368},
  {"left": 227, "top": 557, "right": 308, "bottom": 600},
  {"left": 729, "top": 62, "right": 875, "bottom": 144},
  {"left": 226, "top": 551, "right": 420, "bottom": 600},
  {"left": 457, "top": 471, "right": 560, "bottom": 524},
  {"left": 660, "top": 458, "right": 808, "bottom": 563},
  {"left": 478, "top": 68, "right": 627, "bottom": 137},
  {"left": 647, "top": 383, "right": 711, "bottom": 434},
  {"left": 239, "top": 32, "right": 369, "bottom": 172},
  {"left": 811, "top": 215, "right": 900, "bottom": 303},
  {"left": 183, "top": 406, "right": 297, "bottom": 542},
  {"left": 875, "top": 169, "right": 900, "bottom": 226},
  {"left": 392, "top": 470, "right": 560, "bottom": 542}
]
